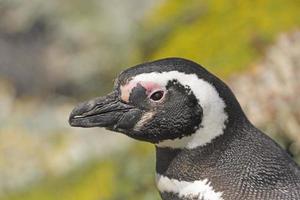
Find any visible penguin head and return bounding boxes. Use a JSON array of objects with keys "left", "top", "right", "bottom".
[{"left": 69, "top": 58, "right": 245, "bottom": 148}]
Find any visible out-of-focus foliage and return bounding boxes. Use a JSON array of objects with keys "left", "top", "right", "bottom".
[
  {"left": 0, "top": 0, "right": 155, "bottom": 97},
  {"left": 0, "top": 0, "right": 300, "bottom": 200},
  {"left": 230, "top": 31, "right": 300, "bottom": 163},
  {"left": 141, "top": 0, "right": 300, "bottom": 77},
  {"left": 1, "top": 143, "right": 159, "bottom": 200}
]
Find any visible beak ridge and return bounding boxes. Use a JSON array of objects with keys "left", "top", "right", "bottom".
[{"left": 69, "top": 92, "right": 133, "bottom": 128}]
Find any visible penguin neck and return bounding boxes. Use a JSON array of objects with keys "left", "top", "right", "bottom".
[
  {"left": 155, "top": 135, "right": 232, "bottom": 178},
  {"left": 155, "top": 146, "right": 182, "bottom": 175},
  {"left": 155, "top": 116, "right": 250, "bottom": 178}
]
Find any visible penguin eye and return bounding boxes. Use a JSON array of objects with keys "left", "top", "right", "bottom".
[{"left": 150, "top": 90, "right": 164, "bottom": 101}]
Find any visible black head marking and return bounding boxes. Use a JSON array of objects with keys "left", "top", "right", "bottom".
[
  {"left": 127, "top": 79, "right": 203, "bottom": 143},
  {"left": 128, "top": 83, "right": 149, "bottom": 108}
]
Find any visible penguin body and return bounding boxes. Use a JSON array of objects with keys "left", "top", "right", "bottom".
[
  {"left": 69, "top": 58, "right": 300, "bottom": 200},
  {"left": 156, "top": 124, "right": 300, "bottom": 199}
]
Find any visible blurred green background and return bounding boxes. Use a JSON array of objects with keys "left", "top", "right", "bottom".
[{"left": 0, "top": 0, "right": 300, "bottom": 199}]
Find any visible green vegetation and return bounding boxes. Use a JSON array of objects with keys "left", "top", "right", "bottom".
[
  {"left": 1, "top": 143, "right": 159, "bottom": 200},
  {"left": 141, "top": 0, "right": 300, "bottom": 77}
]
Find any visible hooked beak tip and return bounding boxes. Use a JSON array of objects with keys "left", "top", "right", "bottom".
[
  {"left": 68, "top": 111, "right": 82, "bottom": 127},
  {"left": 68, "top": 101, "right": 93, "bottom": 127}
]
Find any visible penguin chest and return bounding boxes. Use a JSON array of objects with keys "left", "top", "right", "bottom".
[{"left": 156, "top": 174, "right": 224, "bottom": 200}]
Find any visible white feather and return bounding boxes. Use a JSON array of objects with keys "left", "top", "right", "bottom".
[{"left": 156, "top": 173, "right": 224, "bottom": 200}]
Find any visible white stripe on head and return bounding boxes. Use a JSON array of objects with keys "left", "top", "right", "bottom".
[
  {"left": 156, "top": 173, "right": 223, "bottom": 200},
  {"left": 130, "top": 71, "right": 228, "bottom": 149}
]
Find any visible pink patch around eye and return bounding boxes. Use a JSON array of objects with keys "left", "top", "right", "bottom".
[
  {"left": 139, "top": 82, "right": 162, "bottom": 95},
  {"left": 120, "top": 81, "right": 163, "bottom": 102}
]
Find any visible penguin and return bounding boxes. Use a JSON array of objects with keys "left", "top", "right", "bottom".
[{"left": 69, "top": 58, "right": 300, "bottom": 200}]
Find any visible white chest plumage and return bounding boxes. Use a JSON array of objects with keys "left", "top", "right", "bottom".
[{"left": 156, "top": 174, "right": 224, "bottom": 200}]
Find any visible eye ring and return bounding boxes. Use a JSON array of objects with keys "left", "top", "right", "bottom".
[{"left": 149, "top": 90, "right": 165, "bottom": 102}]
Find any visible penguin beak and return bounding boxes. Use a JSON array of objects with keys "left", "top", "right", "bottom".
[{"left": 69, "top": 91, "right": 135, "bottom": 128}]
